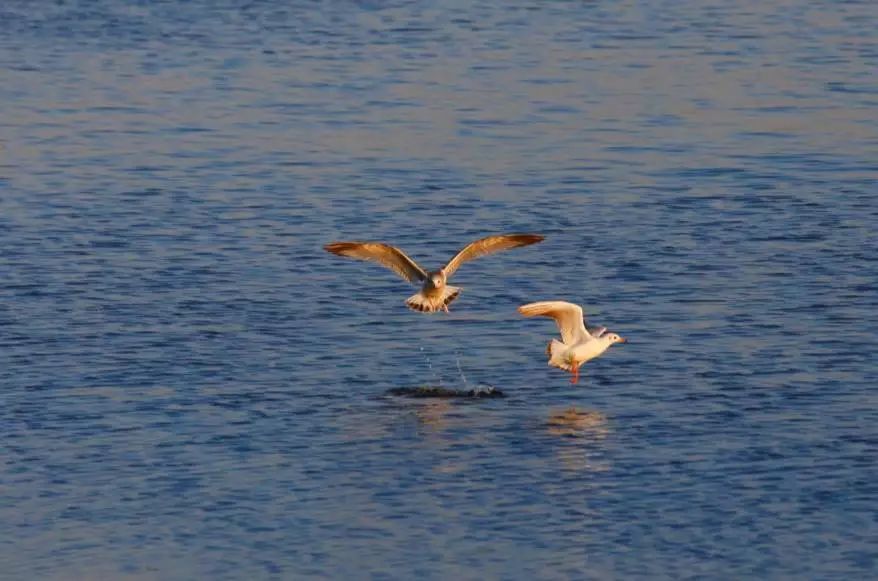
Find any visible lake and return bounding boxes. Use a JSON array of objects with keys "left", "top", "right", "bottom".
[{"left": 1, "top": 0, "right": 876, "bottom": 578}]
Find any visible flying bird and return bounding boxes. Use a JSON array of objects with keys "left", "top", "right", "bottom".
[
  {"left": 324, "top": 234, "right": 544, "bottom": 313},
  {"left": 518, "top": 301, "right": 626, "bottom": 384}
]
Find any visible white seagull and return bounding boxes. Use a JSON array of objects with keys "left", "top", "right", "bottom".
[
  {"left": 325, "top": 234, "right": 544, "bottom": 313},
  {"left": 518, "top": 301, "right": 626, "bottom": 384}
]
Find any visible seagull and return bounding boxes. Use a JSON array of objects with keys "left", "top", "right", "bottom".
[
  {"left": 518, "top": 301, "right": 626, "bottom": 384},
  {"left": 324, "top": 234, "right": 544, "bottom": 313}
]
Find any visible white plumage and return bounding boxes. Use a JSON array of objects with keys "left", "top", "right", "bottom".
[{"left": 518, "top": 301, "right": 626, "bottom": 384}]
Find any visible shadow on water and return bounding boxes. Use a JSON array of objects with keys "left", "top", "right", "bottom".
[{"left": 384, "top": 385, "right": 504, "bottom": 398}]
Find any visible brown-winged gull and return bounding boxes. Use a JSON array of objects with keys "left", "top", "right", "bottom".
[
  {"left": 518, "top": 301, "right": 626, "bottom": 383},
  {"left": 324, "top": 234, "right": 544, "bottom": 313}
]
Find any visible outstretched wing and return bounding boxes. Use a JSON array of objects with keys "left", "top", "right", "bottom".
[
  {"left": 442, "top": 234, "right": 544, "bottom": 278},
  {"left": 517, "top": 301, "right": 590, "bottom": 344},
  {"left": 324, "top": 242, "right": 428, "bottom": 283}
]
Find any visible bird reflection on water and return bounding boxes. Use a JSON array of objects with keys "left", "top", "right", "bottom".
[
  {"left": 414, "top": 400, "right": 453, "bottom": 432},
  {"left": 547, "top": 408, "right": 611, "bottom": 473},
  {"left": 547, "top": 408, "right": 609, "bottom": 438},
  {"left": 408, "top": 400, "right": 612, "bottom": 474}
]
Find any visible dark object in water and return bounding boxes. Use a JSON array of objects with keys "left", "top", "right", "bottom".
[{"left": 386, "top": 385, "right": 505, "bottom": 398}]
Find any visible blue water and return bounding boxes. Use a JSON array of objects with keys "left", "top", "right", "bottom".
[{"left": 1, "top": 1, "right": 877, "bottom": 578}]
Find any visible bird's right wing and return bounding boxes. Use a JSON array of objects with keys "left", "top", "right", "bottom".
[
  {"left": 441, "top": 234, "right": 544, "bottom": 278},
  {"left": 324, "top": 242, "right": 428, "bottom": 283},
  {"left": 517, "top": 301, "right": 590, "bottom": 344},
  {"left": 587, "top": 325, "right": 608, "bottom": 338}
]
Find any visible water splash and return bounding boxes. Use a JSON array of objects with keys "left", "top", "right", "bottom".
[
  {"left": 454, "top": 350, "right": 469, "bottom": 388},
  {"left": 419, "top": 346, "right": 443, "bottom": 385}
]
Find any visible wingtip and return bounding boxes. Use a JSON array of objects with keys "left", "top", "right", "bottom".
[
  {"left": 324, "top": 241, "right": 360, "bottom": 254},
  {"left": 517, "top": 233, "right": 545, "bottom": 244},
  {"left": 324, "top": 241, "right": 344, "bottom": 253}
]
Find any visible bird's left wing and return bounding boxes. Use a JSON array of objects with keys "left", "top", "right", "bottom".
[{"left": 441, "top": 233, "right": 544, "bottom": 278}]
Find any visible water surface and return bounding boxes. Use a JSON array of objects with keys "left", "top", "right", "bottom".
[{"left": 1, "top": 1, "right": 877, "bottom": 578}]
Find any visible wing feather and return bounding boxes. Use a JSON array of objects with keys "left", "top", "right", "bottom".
[
  {"left": 324, "top": 242, "right": 428, "bottom": 283},
  {"left": 442, "top": 234, "right": 544, "bottom": 278},
  {"left": 587, "top": 325, "right": 608, "bottom": 338},
  {"left": 518, "top": 301, "right": 590, "bottom": 344}
]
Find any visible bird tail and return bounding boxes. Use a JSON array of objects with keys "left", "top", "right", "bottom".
[
  {"left": 546, "top": 339, "right": 573, "bottom": 371},
  {"left": 405, "top": 286, "right": 461, "bottom": 313}
]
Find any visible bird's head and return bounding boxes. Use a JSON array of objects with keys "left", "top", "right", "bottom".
[
  {"left": 430, "top": 272, "right": 445, "bottom": 288},
  {"left": 605, "top": 333, "right": 627, "bottom": 345}
]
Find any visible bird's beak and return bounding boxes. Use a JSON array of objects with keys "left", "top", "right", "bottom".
[{"left": 619, "top": 337, "right": 628, "bottom": 344}]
